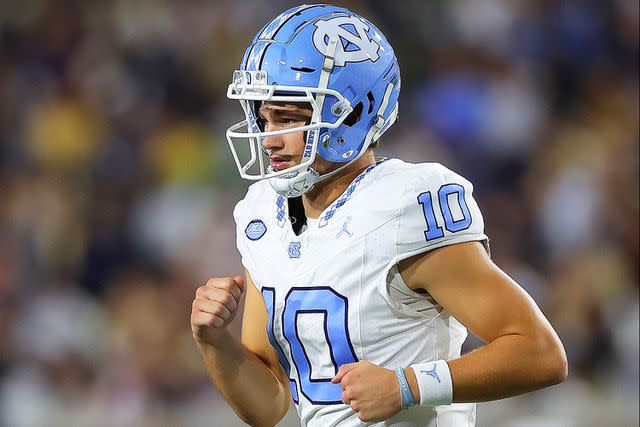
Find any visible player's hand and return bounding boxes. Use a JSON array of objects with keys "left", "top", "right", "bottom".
[
  {"left": 331, "top": 360, "right": 402, "bottom": 422},
  {"left": 191, "top": 276, "right": 245, "bottom": 346}
]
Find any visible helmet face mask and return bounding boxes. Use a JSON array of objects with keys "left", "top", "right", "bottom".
[
  {"left": 226, "top": 4, "right": 400, "bottom": 197},
  {"left": 226, "top": 70, "right": 354, "bottom": 182}
]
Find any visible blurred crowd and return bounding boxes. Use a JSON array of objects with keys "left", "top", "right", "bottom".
[{"left": 0, "top": 1, "right": 637, "bottom": 426}]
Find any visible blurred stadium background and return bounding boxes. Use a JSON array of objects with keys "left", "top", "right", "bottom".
[{"left": 0, "top": 1, "right": 637, "bottom": 426}]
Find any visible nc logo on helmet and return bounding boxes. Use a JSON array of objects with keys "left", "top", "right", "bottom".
[{"left": 313, "top": 16, "right": 380, "bottom": 67}]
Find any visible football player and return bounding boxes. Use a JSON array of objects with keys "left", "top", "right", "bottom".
[{"left": 191, "top": 5, "right": 567, "bottom": 427}]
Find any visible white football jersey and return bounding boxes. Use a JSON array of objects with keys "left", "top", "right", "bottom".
[{"left": 234, "top": 158, "right": 488, "bottom": 427}]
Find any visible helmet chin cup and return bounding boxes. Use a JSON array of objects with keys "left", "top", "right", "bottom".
[{"left": 269, "top": 168, "right": 320, "bottom": 198}]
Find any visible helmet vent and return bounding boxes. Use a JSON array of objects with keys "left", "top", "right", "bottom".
[
  {"left": 290, "top": 67, "right": 316, "bottom": 73},
  {"left": 343, "top": 102, "right": 363, "bottom": 127},
  {"left": 366, "top": 91, "right": 375, "bottom": 114}
]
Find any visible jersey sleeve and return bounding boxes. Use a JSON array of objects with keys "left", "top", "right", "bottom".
[{"left": 395, "top": 163, "right": 488, "bottom": 261}]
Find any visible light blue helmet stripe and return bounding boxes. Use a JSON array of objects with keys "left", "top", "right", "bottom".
[
  {"left": 244, "top": 5, "right": 355, "bottom": 71},
  {"left": 252, "top": 4, "right": 329, "bottom": 72},
  {"left": 244, "top": 40, "right": 270, "bottom": 71},
  {"left": 245, "top": 5, "right": 324, "bottom": 71},
  {"left": 259, "top": 4, "right": 319, "bottom": 40},
  {"left": 263, "top": 5, "right": 351, "bottom": 45}
]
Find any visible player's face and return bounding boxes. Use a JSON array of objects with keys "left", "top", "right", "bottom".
[{"left": 259, "top": 101, "right": 333, "bottom": 174}]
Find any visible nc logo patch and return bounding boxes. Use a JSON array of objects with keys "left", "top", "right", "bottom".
[
  {"left": 313, "top": 16, "right": 380, "bottom": 67},
  {"left": 288, "top": 242, "right": 301, "bottom": 259},
  {"left": 245, "top": 219, "right": 267, "bottom": 241}
]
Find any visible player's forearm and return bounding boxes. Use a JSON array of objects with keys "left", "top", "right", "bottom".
[
  {"left": 196, "top": 330, "right": 290, "bottom": 427},
  {"left": 406, "top": 331, "right": 567, "bottom": 403}
]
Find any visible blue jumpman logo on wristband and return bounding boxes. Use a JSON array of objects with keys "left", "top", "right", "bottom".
[{"left": 421, "top": 364, "right": 441, "bottom": 383}]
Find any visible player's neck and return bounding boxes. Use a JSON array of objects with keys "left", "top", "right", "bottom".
[{"left": 302, "top": 150, "right": 375, "bottom": 219}]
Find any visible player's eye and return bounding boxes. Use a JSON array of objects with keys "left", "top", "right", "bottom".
[
  {"left": 256, "top": 115, "right": 267, "bottom": 130},
  {"left": 281, "top": 117, "right": 306, "bottom": 126}
]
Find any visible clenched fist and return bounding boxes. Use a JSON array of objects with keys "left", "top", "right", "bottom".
[
  {"left": 332, "top": 361, "right": 402, "bottom": 422},
  {"left": 191, "top": 276, "right": 245, "bottom": 345}
]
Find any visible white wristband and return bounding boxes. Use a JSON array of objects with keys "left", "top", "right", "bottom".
[{"left": 410, "top": 360, "right": 453, "bottom": 406}]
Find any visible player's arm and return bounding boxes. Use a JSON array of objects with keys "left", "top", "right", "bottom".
[
  {"left": 191, "top": 271, "right": 291, "bottom": 427},
  {"left": 399, "top": 241, "right": 568, "bottom": 402}
]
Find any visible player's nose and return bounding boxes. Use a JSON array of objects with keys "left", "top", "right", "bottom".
[{"left": 261, "top": 133, "right": 284, "bottom": 151}]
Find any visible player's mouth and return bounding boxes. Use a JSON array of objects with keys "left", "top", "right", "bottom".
[{"left": 270, "top": 155, "right": 295, "bottom": 171}]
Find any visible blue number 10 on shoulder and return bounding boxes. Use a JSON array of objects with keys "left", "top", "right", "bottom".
[{"left": 418, "top": 183, "right": 472, "bottom": 241}]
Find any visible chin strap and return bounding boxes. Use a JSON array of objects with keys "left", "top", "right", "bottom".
[{"left": 269, "top": 168, "right": 320, "bottom": 198}]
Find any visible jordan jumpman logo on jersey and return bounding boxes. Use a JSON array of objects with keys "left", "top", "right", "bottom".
[{"left": 336, "top": 217, "right": 353, "bottom": 238}]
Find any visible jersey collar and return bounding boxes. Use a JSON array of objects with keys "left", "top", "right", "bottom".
[
  {"left": 319, "top": 157, "right": 390, "bottom": 227},
  {"left": 274, "top": 157, "right": 390, "bottom": 228}
]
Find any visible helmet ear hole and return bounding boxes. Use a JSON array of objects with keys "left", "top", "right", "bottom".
[{"left": 343, "top": 102, "right": 363, "bottom": 127}]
